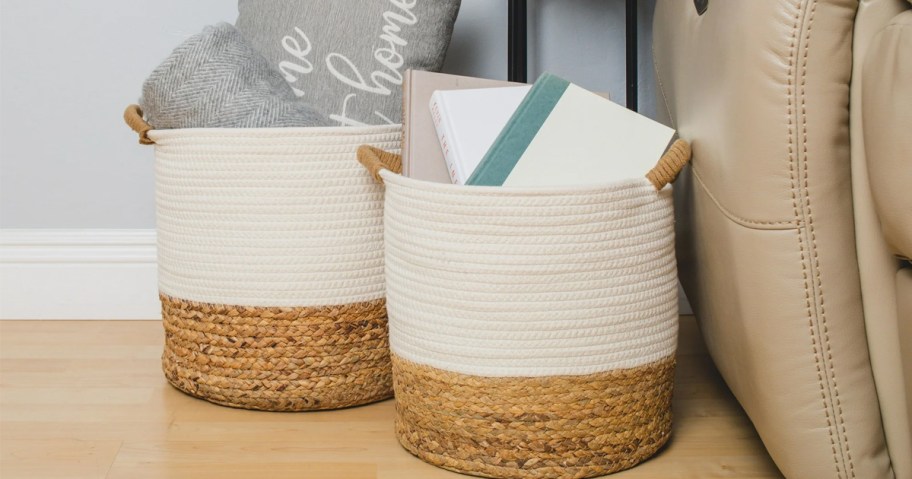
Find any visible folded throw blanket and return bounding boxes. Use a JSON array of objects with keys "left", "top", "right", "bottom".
[{"left": 140, "top": 23, "right": 330, "bottom": 129}]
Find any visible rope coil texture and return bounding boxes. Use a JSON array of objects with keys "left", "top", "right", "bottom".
[
  {"left": 378, "top": 155, "right": 682, "bottom": 476},
  {"left": 148, "top": 125, "right": 401, "bottom": 410},
  {"left": 153, "top": 125, "right": 400, "bottom": 307}
]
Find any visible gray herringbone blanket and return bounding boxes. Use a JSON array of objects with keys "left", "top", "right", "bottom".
[{"left": 140, "top": 23, "right": 329, "bottom": 129}]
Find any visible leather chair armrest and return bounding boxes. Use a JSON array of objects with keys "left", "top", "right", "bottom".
[{"left": 863, "top": 10, "right": 912, "bottom": 260}]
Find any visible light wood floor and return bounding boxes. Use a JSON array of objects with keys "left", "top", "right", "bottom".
[{"left": 0, "top": 316, "right": 782, "bottom": 479}]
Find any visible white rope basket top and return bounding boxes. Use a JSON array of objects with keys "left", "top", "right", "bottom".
[
  {"left": 132, "top": 119, "right": 402, "bottom": 307},
  {"left": 359, "top": 142, "right": 692, "bottom": 377}
]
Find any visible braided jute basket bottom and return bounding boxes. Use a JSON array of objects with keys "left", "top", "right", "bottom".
[
  {"left": 160, "top": 294, "right": 393, "bottom": 411},
  {"left": 392, "top": 354, "right": 675, "bottom": 479}
]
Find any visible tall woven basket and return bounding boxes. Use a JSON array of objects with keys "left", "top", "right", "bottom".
[
  {"left": 124, "top": 105, "right": 398, "bottom": 411},
  {"left": 358, "top": 142, "right": 691, "bottom": 479}
]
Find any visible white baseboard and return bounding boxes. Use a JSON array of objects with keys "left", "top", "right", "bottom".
[{"left": 0, "top": 229, "right": 160, "bottom": 320}]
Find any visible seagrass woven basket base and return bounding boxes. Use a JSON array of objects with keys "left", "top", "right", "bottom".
[
  {"left": 392, "top": 354, "right": 675, "bottom": 479},
  {"left": 160, "top": 294, "right": 393, "bottom": 411}
]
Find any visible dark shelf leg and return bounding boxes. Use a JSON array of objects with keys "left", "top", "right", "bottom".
[
  {"left": 625, "top": 0, "right": 638, "bottom": 111},
  {"left": 508, "top": 0, "right": 528, "bottom": 83}
]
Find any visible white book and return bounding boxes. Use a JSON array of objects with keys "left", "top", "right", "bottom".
[
  {"left": 429, "top": 86, "right": 532, "bottom": 184},
  {"left": 469, "top": 73, "right": 675, "bottom": 187},
  {"left": 402, "top": 71, "right": 524, "bottom": 183}
]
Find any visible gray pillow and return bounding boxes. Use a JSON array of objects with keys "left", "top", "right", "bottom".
[
  {"left": 236, "top": 0, "right": 461, "bottom": 126},
  {"left": 141, "top": 23, "right": 329, "bottom": 130}
]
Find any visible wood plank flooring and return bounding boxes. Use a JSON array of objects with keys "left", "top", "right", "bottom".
[{"left": 0, "top": 316, "right": 783, "bottom": 478}]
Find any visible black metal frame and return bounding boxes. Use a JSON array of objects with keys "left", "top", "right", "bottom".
[
  {"left": 507, "top": 0, "right": 528, "bottom": 84},
  {"left": 508, "top": 0, "right": 638, "bottom": 112}
]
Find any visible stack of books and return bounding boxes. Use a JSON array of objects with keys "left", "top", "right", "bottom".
[{"left": 401, "top": 70, "right": 676, "bottom": 187}]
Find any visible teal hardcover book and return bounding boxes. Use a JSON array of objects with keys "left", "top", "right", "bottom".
[{"left": 466, "top": 73, "right": 675, "bottom": 188}]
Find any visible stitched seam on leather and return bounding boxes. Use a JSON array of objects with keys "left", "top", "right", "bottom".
[
  {"left": 800, "top": 1, "right": 856, "bottom": 476},
  {"left": 652, "top": 40, "right": 677, "bottom": 130},
  {"left": 652, "top": 8, "right": 795, "bottom": 231},
  {"left": 691, "top": 167, "right": 798, "bottom": 230},
  {"left": 788, "top": 1, "right": 845, "bottom": 477}
]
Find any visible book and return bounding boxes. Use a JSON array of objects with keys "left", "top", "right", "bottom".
[
  {"left": 467, "top": 73, "right": 676, "bottom": 187},
  {"left": 429, "top": 86, "right": 532, "bottom": 184},
  {"left": 401, "top": 71, "right": 524, "bottom": 183}
]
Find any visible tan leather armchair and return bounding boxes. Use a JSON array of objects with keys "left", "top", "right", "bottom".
[{"left": 652, "top": 1, "right": 911, "bottom": 478}]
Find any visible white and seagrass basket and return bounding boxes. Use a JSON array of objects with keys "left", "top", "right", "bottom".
[
  {"left": 125, "top": 105, "right": 399, "bottom": 411},
  {"left": 358, "top": 142, "right": 691, "bottom": 479}
]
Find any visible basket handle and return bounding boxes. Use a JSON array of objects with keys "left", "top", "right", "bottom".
[
  {"left": 358, "top": 139, "right": 691, "bottom": 190},
  {"left": 124, "top": 104, "right": 155, "bottom": 145},
  {"left": 646, "top": 139, "right": 691, "bottom": 191},
  {"left": 357, "top": 145, "right": 403, "bottom": 183}
]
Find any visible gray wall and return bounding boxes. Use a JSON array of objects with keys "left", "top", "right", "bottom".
[{"left": 0, "top": 0, "right": 657, "bottom": 229}]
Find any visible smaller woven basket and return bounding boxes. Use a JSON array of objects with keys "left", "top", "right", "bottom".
[
  {"left": 358, "top": 142, "right": 691, "bottom": 479},
  {"left": 125, "top": 105, "right": 398, "bottom": 411}
]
